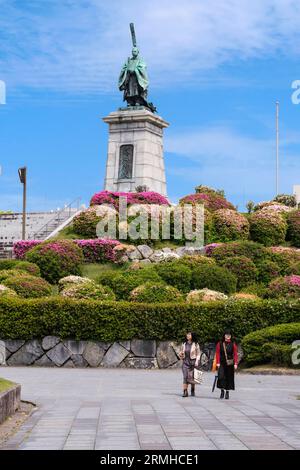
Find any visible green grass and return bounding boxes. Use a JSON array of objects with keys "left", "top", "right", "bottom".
[
  {"left": 52, "top": 225, "right": 82, "bottom": 240},
  {"left": 81, "top": 263, "right": 125, "bottom": 281},
  {"left": 0, "top": 378, "right": 16, "bottom": 393}
]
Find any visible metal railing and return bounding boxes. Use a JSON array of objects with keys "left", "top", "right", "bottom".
[{"left": 32, "top": 197, "right": 81, "bottom": 240}]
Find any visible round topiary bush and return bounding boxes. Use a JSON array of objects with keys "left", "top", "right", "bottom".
[
  {"left": 219, "top": 256, "right": 258, "bottom": 289},
  {"left": 179, "top": 192, "right": 235, "bottom": 212},
  {"left": 61, "top": 281, "right": 115, "bottom": 300},
  {"left": 212, "top": 209, "right": 249, "bottom": 242},
  {"left": 286, "top": 210, "right": 300, "bottom": 248},
  {"left": 255, "top": 260, "right": 281, "bottom": 284},
  {"left": 58, "top": 275, "right": 92, "bottom": 292},
  {"left": 3, "top": 275, "right": 52, "bottom": 298},
  {"left": 229, "top": 293, "right": 259, "bottom": 301},
  {"left": 72, "top": 207, "right": 103, "bottom": 238},
  {"left": 130, "top": 282, "right": 184, "bottom": 303},
  {"left": 209, "top": 240, "right": 269, "bottom": 264},
  {"left": 268, "top": 247, "right": 300, "bottom": 275},
  {"left": 268, "top": 275, "right": 300, "bottom": 299},
  {"left": 0, "top": 259, "right": 40, "bottom": 276},
  {"left": 0, "top": 269, "right": 29, "bottom": 282},
  {"left": 154, "top": 261, "right": 192, "bottom": 293},
  {"left": 242, "top": 322, "right": 300, "bottom": 367},
  {"left": 96, "top": 267, "right": 163, "bottom": 300},
  {"left": 192, "top": 264, "right": 237, "bottom": 294},
  {"left": 273, "top": 194, "right": 297, "bottom": 208},
  {"left": 249, "top": 211, "right": 287, "bottom": 246},
  {"left": 186, "top": 288, "right": 228, "bottom": 302},
  {"left": 25, "top": 240, "right": 84, "bottom": 284},
  {"left": 0, "top": 284, "right": 18, "bottom": 298}
]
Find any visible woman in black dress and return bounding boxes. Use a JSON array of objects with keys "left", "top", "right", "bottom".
[
  {"left": 179, "top": 331, "right": 201, "bottom": 397},
  {"left": 216, "top": 329, "right": 238, "bottom": 399}
]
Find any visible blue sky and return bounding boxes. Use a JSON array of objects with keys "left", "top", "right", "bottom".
[{"left": 0, "top": 0, "right": 300, "bottom": 212}]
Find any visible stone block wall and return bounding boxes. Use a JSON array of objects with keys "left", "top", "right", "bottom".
[{"left": 1, "top": 338, "right": 183, "bottom": 369}]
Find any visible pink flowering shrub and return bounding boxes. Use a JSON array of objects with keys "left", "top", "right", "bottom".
[
  {"left": 90, "top": 190, "right": 169, "bottom": 208},
  {"left": 212, "top": 209, "right": 249, "bottom": 242},
  {"left": 25, "top": 240, "right": 84, "bottom": 284},
  {"left": 74, "top": 239, "right": 125, "bottom": 263},
  {"left": 179, "top": 192, "right": 235, "bottom": 212},
  {"left": 249, "top": 211, "right": 287, "bottom": 246},
  {"left": 259, "top": 204, "right": 292, "bottom": 214},
  {"left": 268, "top": 275, "right": 300, "bottom": 299},
  {"left": 13, "top": 240, "right": 41, "bottom": 259}
]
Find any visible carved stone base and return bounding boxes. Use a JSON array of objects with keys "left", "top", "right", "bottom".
[{"left": 103, "top": 108, "right": 169, "bottom": 196}]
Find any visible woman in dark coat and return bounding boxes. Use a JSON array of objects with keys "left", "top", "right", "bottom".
[
  {"left": 179, "top": 331, "right": 201, "bottom": 397},
  {"left": 216, "top": 329, "right": 238, "bottom": 399}
]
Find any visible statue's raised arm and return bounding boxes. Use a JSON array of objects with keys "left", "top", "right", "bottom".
[{"left": 118, "top": 23, "right": 156, "bottom": 113}]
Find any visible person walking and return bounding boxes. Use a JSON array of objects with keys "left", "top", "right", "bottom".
[
  {"left": 179, "top": 331, "right": 201, "bottom": 397},
  {"left": 216, "top": 329, "right": 238, "bottom": 399}
]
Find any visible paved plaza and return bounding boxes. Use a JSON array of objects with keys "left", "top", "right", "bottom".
[{"left": 1, "top": 367, "right": 300, "bottom": 450}]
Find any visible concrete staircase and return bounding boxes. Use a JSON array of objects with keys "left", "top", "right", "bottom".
[{"left": 0, "top": 199, "right": 83, "bottom": 259}]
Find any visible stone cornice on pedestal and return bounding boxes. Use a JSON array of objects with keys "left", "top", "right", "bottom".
[{"left": 103, "top": 108, "right": 169, "bottom": 129}]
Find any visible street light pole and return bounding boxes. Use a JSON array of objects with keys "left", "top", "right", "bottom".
[
  {"left": 276, "top": 101, "right": 279, "bottom": 196},
  {"left": 18, "top": 167, "right": 27, "bottom": 240}
]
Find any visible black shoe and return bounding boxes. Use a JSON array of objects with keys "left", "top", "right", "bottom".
[
  {"left": 225, "top": 391, "right": 229, "bottom": 399},
  {"left": 182, "top": 389, "right": 188, "bottom": 397},
  {"left": 220, "top": 389, "right": 225, "bottom": 399},
  {"left": 191, "top": 386, "right": 195, "bottom": 397}
]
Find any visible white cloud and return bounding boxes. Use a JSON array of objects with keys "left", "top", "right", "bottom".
[
  {"left": 1, "top": 0, "right": 300, "bottom": 94},
  {"left": 165, "top": 125, "right": 300, "bottom": 205}
]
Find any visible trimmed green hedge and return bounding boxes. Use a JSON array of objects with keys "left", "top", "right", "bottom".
[
  {"left": 0, "top": 297, "right": 299, "bottom": 342},
  {"left": 242, "top": 322, "right": 300, "bottom": 367}
]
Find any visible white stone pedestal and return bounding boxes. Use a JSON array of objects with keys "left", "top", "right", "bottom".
[{"left": 102, "top": 108, "right": 169, "bottom": 196}]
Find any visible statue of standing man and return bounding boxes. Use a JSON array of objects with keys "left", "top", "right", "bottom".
[{"left": 118, "top": 23, "right": 156, "bottom": 113}]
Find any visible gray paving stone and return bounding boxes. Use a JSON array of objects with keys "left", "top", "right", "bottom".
[{"left": 1, "top": 368, "right": 300, "bottom": 450}]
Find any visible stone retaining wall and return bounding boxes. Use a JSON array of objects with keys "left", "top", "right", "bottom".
[
  {"left": 1, "top": 338, "right": 185, "bottom": 369},
  {"left": 0, "top": 384, "right": 21, "bottom": 424}
]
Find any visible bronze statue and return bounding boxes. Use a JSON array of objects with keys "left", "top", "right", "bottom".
[{"left": 118, "top": 23, "right": 156, "bottom": 113}]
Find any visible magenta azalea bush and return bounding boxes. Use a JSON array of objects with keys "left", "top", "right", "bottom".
[
  {"left": 204, "top": 243, "right": 222, "bottom": 256},
  {"left": 249, "top": 211, "right": 287, "bottom": 246},
  {"left": 13, "top": 240, "right": 41, "bottom": 259},
  {"left": 75, "top": 239, "right": 124, "bottom": 263},
  {"left": 212, "top": 209, "right": 249, "bottom": 242},
  {"left": 219, "top": 256, "right": 258, "bottom": 289},
  {"left": 90, "top": 190, "right": 169, "bottom": 208},
  {"left": 25, "top": 240, "right": 84, "bottom": 284},
  {"left": 179, "top": 192, "right": 235, "bottom": 212},
  {"left": 268, "top": 275, "right": 300, "bottom": 299}
]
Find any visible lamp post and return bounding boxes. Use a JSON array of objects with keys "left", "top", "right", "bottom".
[
  {"left": 18, "top": 167, "right": 27, "bottom": 240},
  {"left": 276, "top": 101, "right": 279, "bottom": 196}
]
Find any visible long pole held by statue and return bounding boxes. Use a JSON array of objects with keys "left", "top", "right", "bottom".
[
  {"left": 18, "top": 166, "right": 27, "bottom": 240},
  {"left": 130, "top": 23, "right": 137, "bottom": 47}
]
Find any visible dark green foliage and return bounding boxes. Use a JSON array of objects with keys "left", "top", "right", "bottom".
[
  {"left": 242, "top": 322, "right": 300, "bottom": 367},
  {"left": 219, "top": 256, "right": 258, "bottom": 289},
  {"left": 0, "top": 260, "right": 40, "bottom": 276},
  {"left": 192, "top": 264, "right": 237, "bottom": 294},
  {"left": 287, "top": 210, "right": 300, "bottom": 248},
  {"left": 0, "top": 297, "right": 298, "bottom": 342},
  {"left": 96, "top": 267, "right": 163, "bottom": 300},
  {"left": 130, "top": 282, "right": 184, "bottom": 303},
  {"left": 3, "top": 275, "right": 52, "bottom": 298},
  {"left": 154, "top": 261, "right": 192, "bottom": 293}
]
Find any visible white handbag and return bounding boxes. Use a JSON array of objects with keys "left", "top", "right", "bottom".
[{"left": 193, "top": 368, "right": 204, "bottom": 385}]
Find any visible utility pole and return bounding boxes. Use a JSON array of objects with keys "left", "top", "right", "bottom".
[
  {"left": 276, "top": 101, "right": 279, "bottom": 196},
  {"left": 18, "top": 167, "right": 27, "bottom": 240}
]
